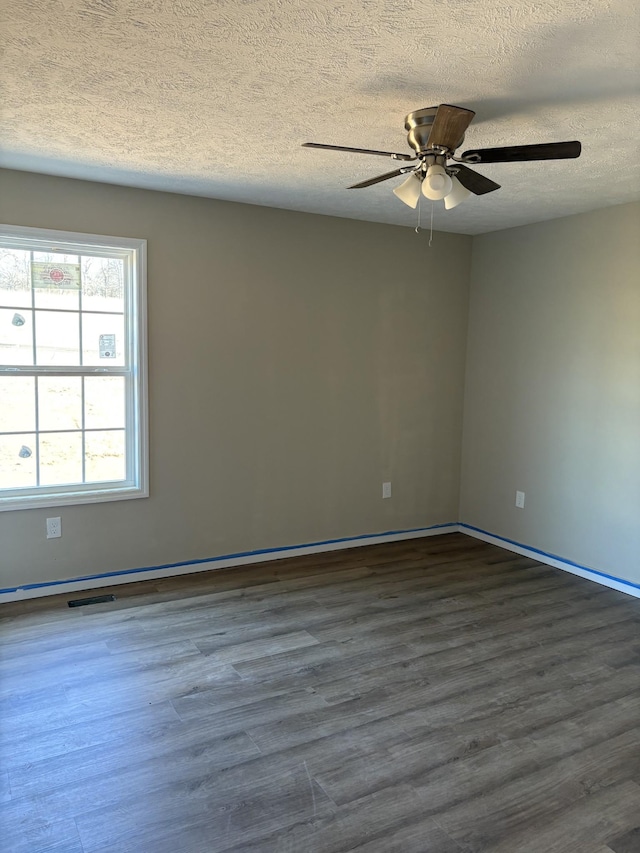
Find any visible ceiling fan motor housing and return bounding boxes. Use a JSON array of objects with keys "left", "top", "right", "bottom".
[{"left": 405, "top": 107, "right": 465, "bottom": 154}]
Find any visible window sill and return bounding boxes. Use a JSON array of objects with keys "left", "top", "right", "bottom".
[{"left": 0, "top": 484, "right": 149, "bottom": 512}]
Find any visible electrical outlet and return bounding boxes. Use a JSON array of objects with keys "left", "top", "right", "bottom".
[
  {"left": 382, "top": 482, "right": 392, "bottom": 499},
  {"left": 46, "top": 517, "right": 62, "bottom": 539},
  {"left": 515, "top": 491, "right": 525, "bottom": 509}
]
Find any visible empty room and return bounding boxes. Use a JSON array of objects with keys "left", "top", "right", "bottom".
[{"left": 1, "top": 1, "right": 639, "bottom": 851}]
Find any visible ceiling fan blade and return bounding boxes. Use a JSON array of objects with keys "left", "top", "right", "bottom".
[
  {"left": 427, "top": 104, "right": 476, "bottom": 151},
  {"left": 348, "top": 167, "right": 409, "bottom": 189},
  {"left": 302, "top": 142, "right": 415, "bottom": 162},
  {"left": 453, "top": 164, "right": 501, "bottom": 195},
  {"left": 461, "top": 141, "right": 581, "bottom": 164}
]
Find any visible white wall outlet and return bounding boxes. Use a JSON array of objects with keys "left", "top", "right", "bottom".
[
  {"left": 382, "top": 482, "right": 392, "bottom": 499},
  {"left": 46, "top": 517, "right": 62, "bottom": 539},
  {"left": 515, "top": 491, "right": 525, "bottom": 509}
]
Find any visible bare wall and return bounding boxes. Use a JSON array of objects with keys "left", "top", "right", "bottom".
[
  {"left": 460, "top": 202, "right": 640, "bottom": 585},
  {"left": 0, "top": 169, "right": 472, "bottom": 588}
]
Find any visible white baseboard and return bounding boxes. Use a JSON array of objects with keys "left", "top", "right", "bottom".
[
  {"left": 0, "top": 522, "right": 458, "bottom": 603},
  {"left": 6, "top": 521, "right": 637, "bottom": 604},
  {"left": 460, "top": 523, "right": 640, "bottom": 600}
]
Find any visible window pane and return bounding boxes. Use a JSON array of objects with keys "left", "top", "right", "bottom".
[
  {"left": 0, "top": 433, "right": 37, "bottom": 489},
  {"left": 82, "top": 257, "right": 125, "bottom": 313},
  {"left": 85, "top": 430, "right": 126, "bottom": 482},
  {"left": 0, "top": 249, "right": 31, "bottom": 308},
  {"left": 38, "top": 376, "right": 82, "bottom": 431},
  {"left": 39, "top": 432, "right": 83, "bottom": 486},
  {"left": 35, "top": 310, "right": 80, "bottom": 366},
  {"left": 32, "top": 252, "right": 80, "bottom": 310},
  {"left": 0, "top": 377, "right": 36, "bottom": 432},
  {"left": 84, "top": 376, "right": 125, "bottom": 429},
  {"left": 82, "top": 312, "right": 125, "bottom": 366},
  {"left": 0, "top": 307, "right": 34, "bottom": 365},
  {"left": 0, "top": 226, "right": 145, "bottom": 509}
]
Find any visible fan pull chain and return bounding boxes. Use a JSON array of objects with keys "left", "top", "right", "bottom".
[
  {"left": 429, "top": 202, "right": 434, "bottom": 247},
  {"left": 415, "top": 195, "right": 421, "bottom": 234}
]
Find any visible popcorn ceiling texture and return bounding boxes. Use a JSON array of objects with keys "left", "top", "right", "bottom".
[{"left": 1, "top": 0, "right": 639, "bottom": 234}]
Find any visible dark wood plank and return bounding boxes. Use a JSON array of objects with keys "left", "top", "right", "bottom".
[
  {"left": 608, "top": 825, "right": 640, "bottom": 853},
  {"left": 348, "top": 817, "right": 463, "bottom": 853},
  {"left": 484, "top": 781, "right": 640, "bottom": 853},
  {"left": 0, "top": 772, "right": 11, "bottom": 805},
  {"left": 1, "top": 532, "right": 638, "bottom": 852},
  {"left": 433, "top": 728, "right": 640, "bottom": 850},
  {"left": 0, "top": 815, "right": 84, "bottom": 853}
]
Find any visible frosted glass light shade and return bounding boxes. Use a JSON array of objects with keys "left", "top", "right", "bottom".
[
  {"left": 422, "top": 165, "right": 453, "bottom": 200},
  {"left": 392, "top": 172, "right": 422, "bottom": 208},
  {"left": 444, "top": 176, "right": 473, "bottom": 209}
]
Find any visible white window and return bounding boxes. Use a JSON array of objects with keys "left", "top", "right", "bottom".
[{"left": 0, "top": 225, "right": 148, "bottom": 511}]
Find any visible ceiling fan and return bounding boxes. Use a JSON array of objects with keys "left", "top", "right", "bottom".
[{"left": 303, "top": 104, "right": 581, "bottom": 210}]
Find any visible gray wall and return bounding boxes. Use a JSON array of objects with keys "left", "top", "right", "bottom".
[
  {"left": 0, "top": 169, "right": 472, "bottom": 588},
  {"left": 460, "top": 202, "right": 640, "bottom": 585}
]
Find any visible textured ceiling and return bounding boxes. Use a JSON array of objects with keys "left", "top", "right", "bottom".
[{"left": 1, "top": 0, "right": 639, "bottom": 234}]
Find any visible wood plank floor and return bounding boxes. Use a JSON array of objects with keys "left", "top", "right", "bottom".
[{"left": 1, "top": 532, "right": 639, "bottom": 852}]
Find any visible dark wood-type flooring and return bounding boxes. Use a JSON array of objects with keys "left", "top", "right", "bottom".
[{"left": 1, "top": 533, "right": 639, "bottom": 852}]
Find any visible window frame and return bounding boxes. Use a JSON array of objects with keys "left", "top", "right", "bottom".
[{"left": 0, "top": 224, "right": 148, "bottom": 511}]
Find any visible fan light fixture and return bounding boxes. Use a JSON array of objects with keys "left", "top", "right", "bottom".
[
  {"left": 444, "top": 176, "right": 472, "bottom": 209},
  {"left": 422, "top": 165, "right": 453, "bottom": 200},
  {"left": 393, "top": 168, "right": 473, "bottom": 211},
  {"left": 304, "top": 102, "right": 582, "bottom": 217},
  {"left": 392, "top": 172, "right": 423, "bottom": 208}
]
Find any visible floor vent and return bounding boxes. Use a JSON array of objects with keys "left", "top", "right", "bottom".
[{"left": 68, "top": 594, "right": 117, "bottom": 607}]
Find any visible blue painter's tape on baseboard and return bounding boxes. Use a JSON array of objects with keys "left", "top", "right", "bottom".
[
  {"left": 459, "top": 523, "right": 640, "bottom": 593},
  {"left": 0, "top": 522, "right": 458, "bottom": 595}
]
